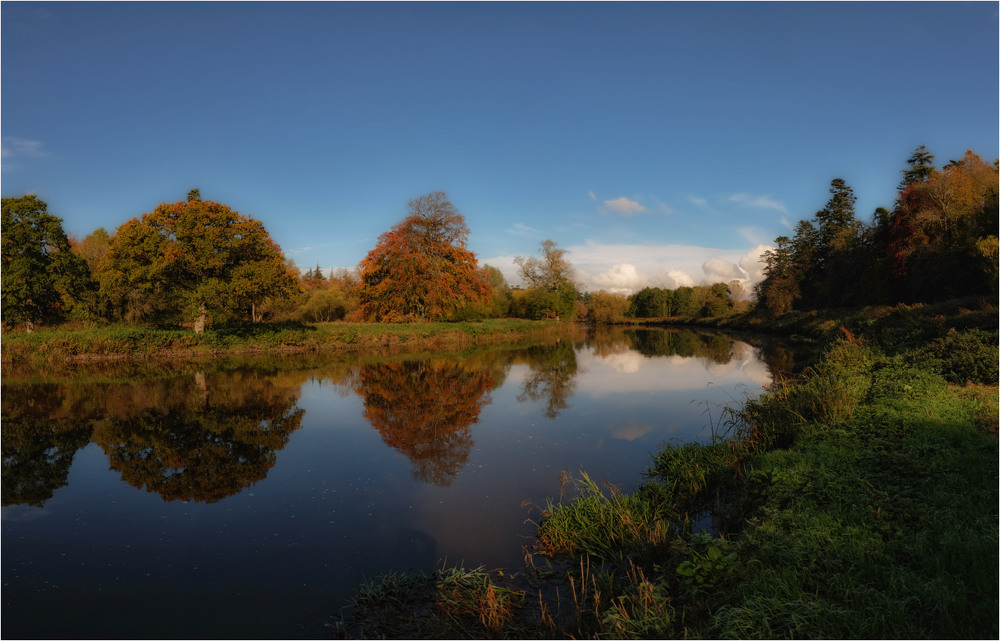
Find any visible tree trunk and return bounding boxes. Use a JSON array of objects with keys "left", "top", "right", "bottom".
[{"left": 194, "top": 302, "right": 207, "bottom": 334}]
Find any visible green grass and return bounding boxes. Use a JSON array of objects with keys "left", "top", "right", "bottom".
[{"left": 0, "top": 319, "right": 569, "bottom": 365}]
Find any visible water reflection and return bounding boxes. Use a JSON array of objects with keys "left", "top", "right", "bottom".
[
  {"left": 515, "top": 339, "right": 578, "bottom": 418},
  {"left": 93, "top": 371, "right": 304, "bottom": 503},
  {"left": 2, "top": 371, "right": 305, "bottom": 505},
  {"left": 355, "top": 359, "right": 499, "bottom": 486},
  {"left": 0, "top": 328, "right": 801, "bottom": 509},
  {"left": 1, "top": 328, "right": 804, "bottom": 640}
]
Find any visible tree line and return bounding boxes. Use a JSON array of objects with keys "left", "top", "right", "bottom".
[
  {"left": 4, "top": 145, "right": 995, "bottom": 332},
  {"left": 755, "top": 147, "right": 998, "bottom": 316},
  {"left": 1, "top": 189, "right": 583, "bottom": 332}
]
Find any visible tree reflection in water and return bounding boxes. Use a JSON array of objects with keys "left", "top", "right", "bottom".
[
  {"left": 1, "top": 371, "right": 305, "bottom": 506},
  {"left": 93, "top": 372, "right": 304, "bottom": 503},
  {"left": 355, "top": 359, "right": 498, "bottom": 486},
  {"left": 2, "top": 414, "right": 93, "bottom": 507},
  {"left": 516, "top": 339, "right": 578, "bottom": 419}
]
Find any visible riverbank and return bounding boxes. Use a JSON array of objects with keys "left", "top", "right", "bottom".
[
  {"left": 0, "top": 319, "right": 572, "bottom": 366},
  {"left": 333, "top": 305, "right": 998, "bottom": 639}
]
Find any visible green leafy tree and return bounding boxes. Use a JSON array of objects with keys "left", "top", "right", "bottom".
[
  {"left": 628, "top": 287, "right": 673, "bottom": 318},
  {"left": 513, "top": 239, "right": 578, "bottom": 319},
  {"left": 482, "top": 264, "right": 512, "bottom": 318},
  {"left": 356, "top": 192, "right": 490, "bottom": 322},
  {"left": 98, "top": 199, "right": 299, "bottom": 331},
  {"left": 1, "top": 195, "right": 92, "bottom": 330}
]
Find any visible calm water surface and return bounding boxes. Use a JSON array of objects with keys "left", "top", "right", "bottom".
[{"left": 2, "top": 327, "right": 791, "bottom": 639}]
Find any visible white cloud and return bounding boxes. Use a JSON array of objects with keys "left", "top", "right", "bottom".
[
  {"left": 738, "top": 244, "right": 771, "bottom": 283},
  {"left": 565, "top": 241, "right": 770, "bottom": 295},
  {"left": 591, "top": 263, "right": 647, "bottom": 294},
  {"left": 702, "top": 257, "right": 747, "bottom": 282},
  {"left": 729, "top": 192, "right": 787, "bottom": 213},
  {"left": 588, "top": 190, "right": 597, "bottom": 201},
  {"left": 602, "top": 196, "right": 647, "bottom": 216},
  {"left": 483, "top": 242, "right": 773, "bottom": 296}
]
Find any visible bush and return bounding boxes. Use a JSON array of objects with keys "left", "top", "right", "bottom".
[{"left": 913, "top": 328, "right": 999, "bottom": 385}]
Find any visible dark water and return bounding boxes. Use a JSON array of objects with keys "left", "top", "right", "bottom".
[{"left": 1, "top": 327, "right": 793, "bottom": 639}]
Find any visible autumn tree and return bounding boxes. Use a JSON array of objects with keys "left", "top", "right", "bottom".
[
  {"left": 70, "top": 227, "right": 112, "bottom": 273},
  {"left": 98, "top": 198, "right": 299, "bottom": 331},
  {"left": 296, "top": 267, "right": 360, "bottom": 323},
  {"left": 513, "top": 239, "right": 579, "bottom": 319},
  {"left": 755, "top": 236, "right": 800, "bottom": 316},
  {"left": 356, "top": 192, "right": 490, "bottom": 322},
  {"left": 1, "top": 195, "right": 93, "bottom": 330},
  {"left": 588, "top": 290, "right": 630, "bottom": 324},
  {"left": 889, "top": 149, "right": 998, "bottom": 300}
]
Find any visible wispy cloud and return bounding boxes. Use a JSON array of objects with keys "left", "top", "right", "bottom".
[
  {"left": 2, "top": 137, "right": 46, "bottom": 170},
  {"left": 688, "top": 195, "right": 710, "bottom": 209},
  {"left": 728, "top": 192, "right": 787, "bottom": 213},
  {"left": 588, "top": 190, "right": 597, "bottom": 201},
  {"left": 603, "top": 196, "right": 647, "bottom": 216},
  {"left": 506, "top": 222, "right": 538, "bottom": 236}
]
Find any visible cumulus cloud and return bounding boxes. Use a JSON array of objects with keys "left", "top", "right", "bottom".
[
  {"left": 703, "top": 257, "right": 747, "bottom": 282},
  {"left": 484, "top": 242, "right": 773, "bottom": 297},
  {"left": 603, "top": 196, "right": 647, "bottom": 216},
  {"left": 591, "top": 263, "right": 647, "bottom": 294},
  {"left": 738, "top": 244, "right": 771, "bottom": 283},
  {"left": 728, "top": 192, "right": 787, "bottom": 213}
]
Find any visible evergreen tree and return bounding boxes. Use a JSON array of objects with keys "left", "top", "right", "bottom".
[{"left": 899, "top": 146, "right": 935, "bottom": 188}]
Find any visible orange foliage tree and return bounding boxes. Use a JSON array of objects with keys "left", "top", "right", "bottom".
[
  {"left": 356, "top": 192, "right": 490, "bottom": 322},
  {"left": 889, "top": 149, "right": 998, "bottom": 300}
]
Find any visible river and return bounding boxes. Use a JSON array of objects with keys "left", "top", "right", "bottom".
[{"left": 1, "top": 326, "right": 794, "bottom": 639}]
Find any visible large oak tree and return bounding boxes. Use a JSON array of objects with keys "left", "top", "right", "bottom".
[
  {"left": 98, "top": 197, "right": 298, "bottom": 331},
  {"left": 357, "top": 192, "right": 490, "bottom": 322}
]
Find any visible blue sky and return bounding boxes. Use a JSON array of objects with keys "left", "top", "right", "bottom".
[{"left": 3, "top": 2, "right": 997, "bottom": 294}]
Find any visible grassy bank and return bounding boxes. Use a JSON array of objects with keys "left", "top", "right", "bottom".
[
  {"left": 0, "top": 319, "right": 570, "bottom": 366},
  {"left": 333, "top": 307, "right": 998, "bottom": 639}
]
